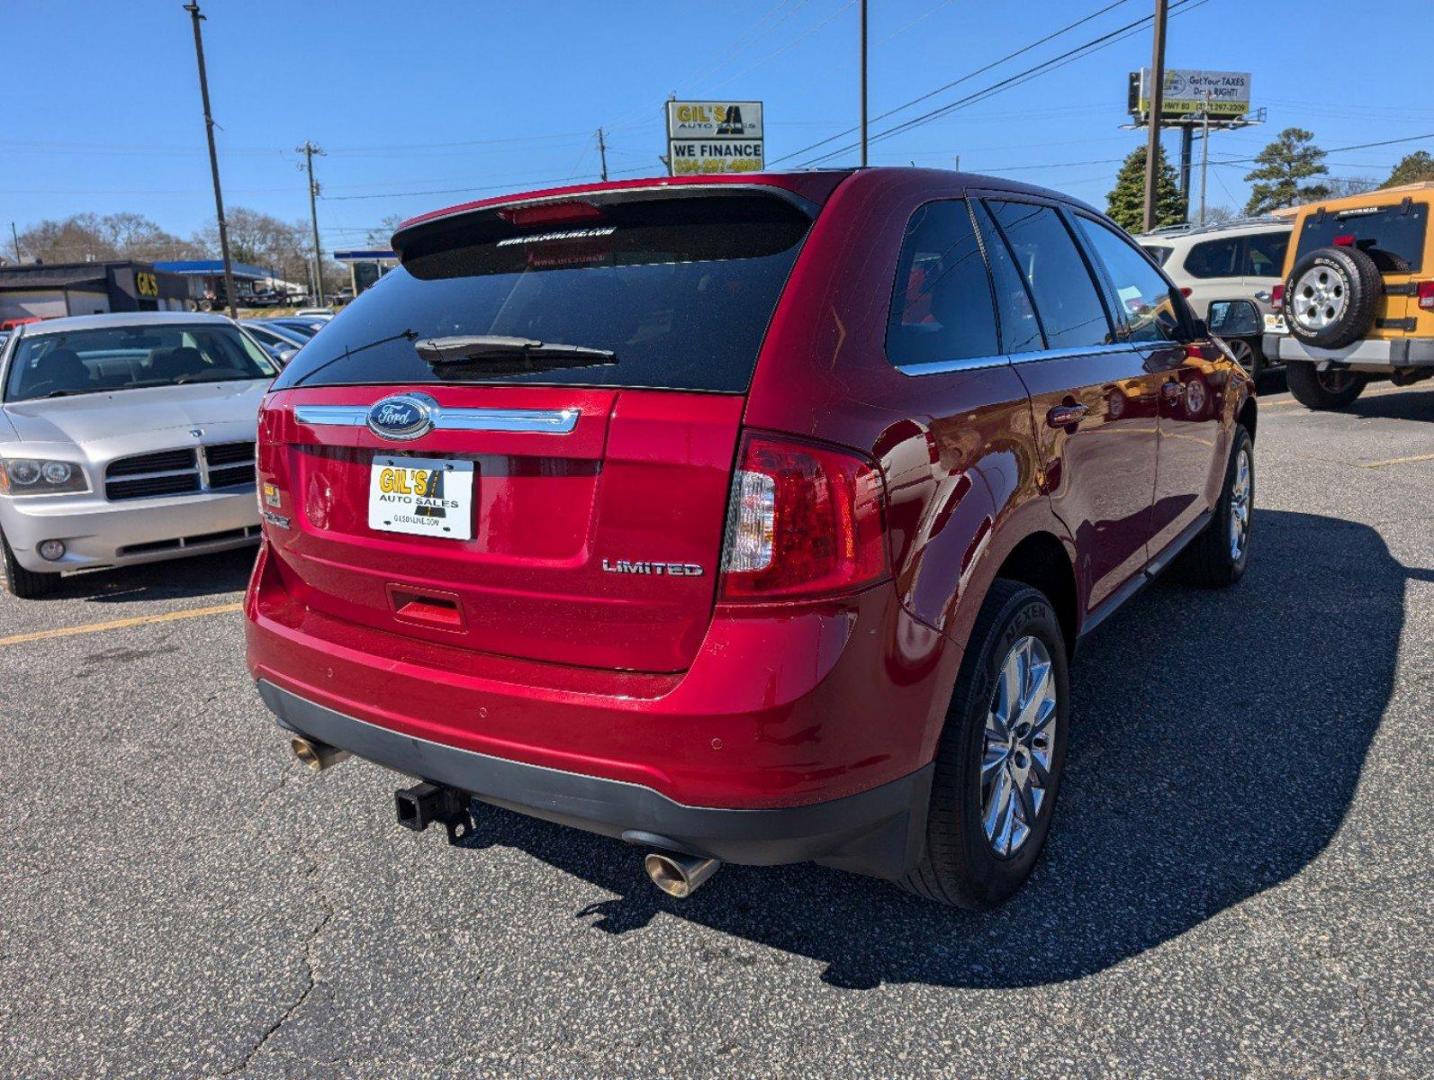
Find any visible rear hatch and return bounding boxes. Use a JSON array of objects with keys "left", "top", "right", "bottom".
[
  {"left": 257, "top": 185, "right": 819, "bottom": 673},
  {"left": 1291, "top": 196, "right": 1430, "bottom": 334}
]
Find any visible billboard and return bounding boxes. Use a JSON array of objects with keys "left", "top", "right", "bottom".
[
  {"left": 666, "top": 100, "right": 763, "bottom": 175},
  {"left": 1128, "top": 69, "right": 1251, "bottom": 120}
]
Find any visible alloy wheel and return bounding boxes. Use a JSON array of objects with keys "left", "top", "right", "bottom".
[
  {"left": 1291, "top": 266, "right": 1348, "bottom": 332},
  {"left": 981, "top": 635, "right": 1058, "bottom": 857},
  {"left": 1229, "top": 446, "right": 1252, "bottom": 560}
]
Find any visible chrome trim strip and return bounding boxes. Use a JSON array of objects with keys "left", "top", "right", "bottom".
[
  {"left": 294, "top": 404, "right": 580, "bottom": 434},
  {"left": 896, "top": 342, "right": 1140, "bottom": 378}
]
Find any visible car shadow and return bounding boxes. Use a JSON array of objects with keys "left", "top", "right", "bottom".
[
  {"left": 449, "top": 509, "right": 1420, "bottom": 989},
  {"left": 1345, "top": 386, "right": 1434, "bottom": 423},
  {"left": 46, "top": 546, "right": 257, "bottom": 605}
]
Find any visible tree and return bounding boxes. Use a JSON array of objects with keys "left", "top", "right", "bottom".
[
  {"left": 16, "top": 212, "right": 201, "bottom": 264},
  {"left": 1324, "top": 177, "right": 1380, "bottom": 199},
  {"left": 366, "top": 214, "right": 405, "bottom": 248},
  {"left": 195, "top": 207, "right": 313, "bottom": 288},
  {"left": 1383, "top": 150, "right": 1434, "bottom": 189},
  {"left": 1243, "top": 128, "right": 1329, "bottom": 214},
  {"left": 1106, "top": 145, "right": 1185, "bottom": 232}
]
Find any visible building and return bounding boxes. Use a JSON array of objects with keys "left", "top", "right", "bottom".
[
  {"left": 334, "top": 249, "right": 398, "bottom": 296},
  {"left": 0, "top": 260, "right": 189, "bottom": 322},
  {"left": 152, "top": 259, "right": 278, "bottom": 307}
]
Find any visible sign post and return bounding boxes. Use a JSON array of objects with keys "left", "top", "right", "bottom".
[{"left": 666, "top": 101, "right": 764, "bottom": 176}]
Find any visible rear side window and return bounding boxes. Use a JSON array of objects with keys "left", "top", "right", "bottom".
[
  {"left": 1183, "top": 236, "right": 1241, "bottom": 278},
  {"left": 1074, "top": 215, "right": 1182, "bottom": 344},
  {"left": 1243, "top": 231, "right": 1289, "bottom": 278},
  {"left": 273, "top": 192, "right": 812, "bottom": 393},
  {"left": 1294, "top": 202, "right": 1428, "bottom": 273},
  {"left": 972, "top": 201, "right": 1044, "bottom": 354},
  {"left": 886, "top": 200, "right": 999, "bottom": 367},
  {"left": 986, "top": 201, "right": 1114, "bottom": 350}
]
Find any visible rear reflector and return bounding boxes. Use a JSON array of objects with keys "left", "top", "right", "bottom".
[
  {"left": 1271, "top": 284, "right": 1285, "bottom": 311},
  {"left": 1333, "top": 233, "right": 1356, "bottom": 247},
  {"left": 719, "top": 434, "right": 887, "bottom": 601},
  {"left": 1179, "top": 286, "right": 1193, "bottom": 298},
  {"left": 1418, "top": 281, "right": 1434, "bottom": 311}
]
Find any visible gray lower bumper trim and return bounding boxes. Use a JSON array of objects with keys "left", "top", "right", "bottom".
[
  {"left": 1264, "top": 333, "right": 1434, "bottom": 367},
  {"left": 256, "top": 680, "right": 931, "bottom": 877}
]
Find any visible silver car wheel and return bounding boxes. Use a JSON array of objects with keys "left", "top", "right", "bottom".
[
  {"left": 1292, "top": 265, "right": 1348, "bottom": 332},
  {"left": 981, "top": 635, "right": 1058, "bottom": 858},
  {"left": 1229, "top": 446, "right": 1252, "bottom": 560},
  {"left": 1225, "top": 338, "right": 1256, "bottom": 371}
]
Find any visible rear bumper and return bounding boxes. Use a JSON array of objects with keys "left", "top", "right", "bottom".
[
  {"left": 1264, "top": 333, "right": 1434, "bottom": 368},
  {"left": 258, "top": 679, "right": 932, "bottom": 877}
]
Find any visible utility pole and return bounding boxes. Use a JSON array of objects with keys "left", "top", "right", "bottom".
[
  {"left": 596, "top": 128, "right": 608, "bottom": 182},
  {"left": 184, "top": 2, "right": 237, "bottom": 319},
  {"left": 859, "top": 0, "right": 869, "bottom": 166},
  {"left": 9, "top": 222, "right": 19, "bottom": 263},
  {"left": 1142, "top": 0, "right": 1169, "bottom": 233},
  {"left": 299, "top": 141, "right": 325, "bottom": 305},
  {"left": 1198, "top": 90, "right": 1212, "bottom": 225}
]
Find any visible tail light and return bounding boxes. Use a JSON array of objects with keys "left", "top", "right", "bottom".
[
  {"left": 719, "top": 434, "right": 888, "bottom": 602},
  {"left": 1271, "top": 284, "right": 1285, "bottom": 311},
  {"left": 1418, "top": 281, "right": 1434, "bottom": 311}
]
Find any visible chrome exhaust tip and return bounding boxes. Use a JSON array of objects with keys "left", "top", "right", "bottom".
[
  {"left": 290, "top": 736, "right": 350, "bottom": 773},
  {"left": 644, "top": 852, "right": 721, "bottom": 898}
]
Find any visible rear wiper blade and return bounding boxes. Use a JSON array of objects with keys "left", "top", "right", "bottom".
[{"left": 414, "top": 335, "right": 616, "bottom": 368}]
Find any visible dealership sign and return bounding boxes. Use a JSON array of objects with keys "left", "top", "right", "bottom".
[
  {"left": 1128, "top": 69, "right": 1251, "bottom": 120},
  {"left": 666, "top": 100, "right": 763, "bottom": 175}
]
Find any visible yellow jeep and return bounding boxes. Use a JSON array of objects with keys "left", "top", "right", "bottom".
[{"left": 1264, "top": 182, "right": 1433, "bottom": 408}]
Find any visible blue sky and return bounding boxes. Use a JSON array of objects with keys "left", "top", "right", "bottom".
[{"left": 5, "top": 0, "right": 1432, "bottom": 253}]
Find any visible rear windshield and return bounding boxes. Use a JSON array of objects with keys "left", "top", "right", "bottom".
[
  {"left": 5, "top": 323, "right": 276, "bottom": 402},
  {"left": 1295, "top": 201, "right": 1428, "bottom": 274},
  {"left": 273, "top": 192, "right": 813, "bottom": 394}
]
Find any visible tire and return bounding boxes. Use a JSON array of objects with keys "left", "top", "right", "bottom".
[
  {"left": 1175, "top": 424, "right": 1253, "bottom": 588},
  {"left": 901, "top": 579, "right": 1070, "bottom": 910},
  {"left": 1, "top": 532, "right": 59, "bottom": 599},
  {"left": 1285, "top": 245, "right": 1381, "bottom": 349},
  {"left": 1224, "top": 335, "right": 1261, "bottom": 381},
  {"left": 1286, "top": 361, "right": 1367, "bottom": 410}
]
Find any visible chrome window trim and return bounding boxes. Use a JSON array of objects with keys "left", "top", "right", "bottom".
[
  {"left": 294, "top": 404, "right": 580, "bottom": 434},
  {"left": 896, "top": 342, "right": 1139, "bottom": 378}
]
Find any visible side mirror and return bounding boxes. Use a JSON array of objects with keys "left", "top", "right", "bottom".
[{"left": 1206, "top": 299, "right": 1260, "bottom": 339}]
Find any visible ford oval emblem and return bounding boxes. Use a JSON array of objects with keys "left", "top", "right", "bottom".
[{"left": 367, "top": 394, "right": 435, "bottom": 441}]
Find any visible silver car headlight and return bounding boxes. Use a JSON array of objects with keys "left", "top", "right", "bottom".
[{"left": 0, "top": 457, "right": 91, "bottom": 496}]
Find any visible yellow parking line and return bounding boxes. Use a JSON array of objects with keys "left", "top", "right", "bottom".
[
  {"left": 0, "top": 601, "right": 243, "bottom": 648},
  {"left": 1356, "top": 452, "right": 1434, "bottom": 469}
]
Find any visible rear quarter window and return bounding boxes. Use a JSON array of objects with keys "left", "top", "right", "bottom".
[{"left": 273, "top": 191, "right": 812, "bottom": 394}]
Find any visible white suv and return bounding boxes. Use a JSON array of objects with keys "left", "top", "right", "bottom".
[{"left": 1139, "top": 219, "right": 1292, "bottom": 379}]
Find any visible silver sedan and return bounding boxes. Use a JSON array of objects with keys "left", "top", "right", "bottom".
[{"left": 0, "top": 311, "right": 278, "bottom": 597}]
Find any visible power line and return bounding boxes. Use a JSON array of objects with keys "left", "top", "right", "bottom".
[
  {"left": 1209, "top": 132, "right": 1434, "bottom": 167},
  {"left": 798, "top": 0, "right": 1208, "bottom": 168},
  {"left": 767, "top": 0, "right": 1138, "bottom": 168}
]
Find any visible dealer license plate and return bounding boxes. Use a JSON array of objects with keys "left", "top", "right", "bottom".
[{"left": 368, "top": 455, "right": 474, "bottom": 540}]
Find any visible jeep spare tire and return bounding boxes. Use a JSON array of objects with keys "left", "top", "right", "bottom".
[{"left": 1285, "top": 245, "right": 1381, "bottom": 349}]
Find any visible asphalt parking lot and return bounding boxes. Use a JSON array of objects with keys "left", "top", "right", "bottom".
[{"left": 1, "top": 379, "right": 1430, "bottom": 1079}]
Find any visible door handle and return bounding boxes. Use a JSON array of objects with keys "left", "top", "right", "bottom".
[
  {"left": 1254, "top": 290, "right": 1271, "bottom": 302},
  {"left": 1045, "top": 403, "right": 1089, "bottom": 428}
]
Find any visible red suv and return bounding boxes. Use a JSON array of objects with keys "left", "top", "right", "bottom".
[{"left": 246, "top": 169, "right": 1255, "bottom": 908}]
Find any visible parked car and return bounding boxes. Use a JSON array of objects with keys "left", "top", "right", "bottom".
[
  {"left": 246, "top": 169, "right": 1255, "bottom": 908},
  {"left": 0, "top": 311, "right": 278, "bottom": 597},
  {"left": 1264, "top": 182, "right": 1434, "bottom": 408},
  {"left": 1138, "top": 218, "right": 1292, "bottom": 380},
  {"left": 240, "top": 321, "right": 307, "bottom": 365},
  {"left": 260, "top": 317, "right": 327, "bottom": 340}
]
